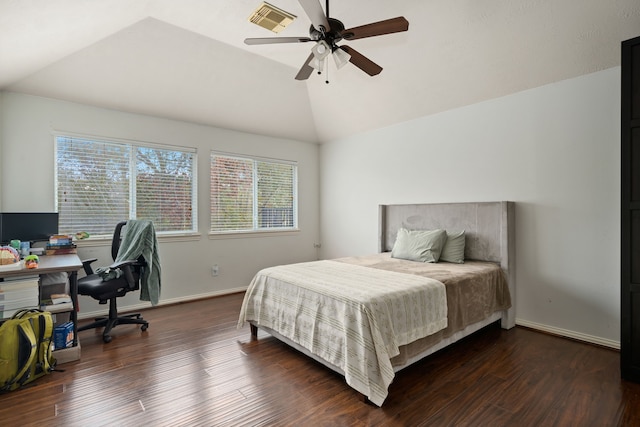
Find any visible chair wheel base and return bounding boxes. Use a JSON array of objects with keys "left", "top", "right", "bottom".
[{"left": 78, "top": 298, "right": 149, "bottom": 343}]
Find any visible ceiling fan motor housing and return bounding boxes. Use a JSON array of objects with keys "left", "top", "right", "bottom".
[{"left": 309, "top": 17, "right": 347, "bottom": 49}]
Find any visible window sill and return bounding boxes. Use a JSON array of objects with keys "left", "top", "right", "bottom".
[{"left": 208, "top": 229, "right": 300, "bottom": 240}]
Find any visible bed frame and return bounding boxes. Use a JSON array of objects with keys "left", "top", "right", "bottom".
[{"left": 248, "top": 201, "right": 515, "bottom": 402}]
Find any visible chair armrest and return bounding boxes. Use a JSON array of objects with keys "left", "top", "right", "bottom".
[
  {"left": 81, "top": 258, "right": 98, "bottom": 275},
  {"left": 109, "top": 259, "right": 142, "bottom": 269},
  {"left": 109, "top": 259, "right": 142, "bottom": 290}
]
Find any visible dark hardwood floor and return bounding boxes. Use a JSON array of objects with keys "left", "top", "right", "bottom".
[{"left": 1, "top": 292, "right": 640, "bottom": 426}]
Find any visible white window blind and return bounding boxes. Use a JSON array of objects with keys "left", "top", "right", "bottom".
[
  {"left": 210, "top": 153, "right": 297, "bottom": 233},
  {"left": 56, "top": 135, "right": 196, "bottom": 236}
]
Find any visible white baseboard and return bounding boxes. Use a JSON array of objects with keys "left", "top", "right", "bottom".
[
  {"left": 77, "top": 286, "right": 248, "bottom": 321},
  {"left": 78, "top": 295, "right": 621, "bottom": 351},
  {"left": 516, "top": 318, "right": 620, "bottom": 350}
]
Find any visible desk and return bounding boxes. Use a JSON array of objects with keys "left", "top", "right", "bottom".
[{"left": 0, "top": 254, "right": 82, "bottom": 362}]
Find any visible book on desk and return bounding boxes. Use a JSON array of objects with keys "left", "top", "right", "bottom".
[{"left": 45, "top": 244, "right": 77, "bottom": 256}]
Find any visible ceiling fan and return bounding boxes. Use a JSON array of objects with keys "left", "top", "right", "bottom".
[{"left": 244, "top": 0, "right": 409, "bottom": 81}]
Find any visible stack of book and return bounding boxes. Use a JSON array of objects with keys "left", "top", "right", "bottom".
[
  {"left": 0, "top": 277, "right": 39, "bottom": 319},
  {"left": 46, "top": 235, "right": 77, "bottom": 255},
  {"left": 40, "top": 293, "right": 73, "bottom": 313}
]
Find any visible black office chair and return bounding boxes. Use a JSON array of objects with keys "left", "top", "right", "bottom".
[{"left": 78, "top": 221, "right": 149, "bottom": 343}]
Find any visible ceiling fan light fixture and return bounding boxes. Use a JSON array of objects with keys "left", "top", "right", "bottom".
[
  {"left": 333, "top": 48, "right": 351, "bottom": 69},
  {"left": 310, "top": 56, "right": 325, "bottom": 71},
  {"left": 311, "top": 40, "right": 331, "bottom": 60}
]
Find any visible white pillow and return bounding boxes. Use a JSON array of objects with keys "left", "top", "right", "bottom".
[
  {"left": 391, "top": 228, "right": 447, "bottom": 263},
  {"left": 440, "top": 230, "right": 466, "bottom": 263}
]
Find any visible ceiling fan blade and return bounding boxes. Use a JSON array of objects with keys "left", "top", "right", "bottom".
[
  {"left": 244, "top": 37, "right": 312, "bottom": 45},
  {"left": 295, "top": 53, "right": 316, "bottom": 80},
  {"left": 298, "top": 0, "right": 331, "bottom": 32},
  {"left": 341, "top": 16, "right": 409, "bottom": 41},
  {"left": 339, "top": 46, "right": 382, "bottom": 76}
]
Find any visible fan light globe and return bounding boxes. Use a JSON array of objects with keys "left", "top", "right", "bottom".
[
  {"left": 310, "top": 57, "right": 325, "bottom": 71},
  {"left": 333, "top": 48, "right": 351, "bottom": 69},
  {"left": 311, "top": 40, "right": 331, "bottom": 60}
]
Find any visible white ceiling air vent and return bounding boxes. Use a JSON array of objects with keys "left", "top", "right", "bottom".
[{"left": 248, "top": 2, "right": 296, "bottom": 33}]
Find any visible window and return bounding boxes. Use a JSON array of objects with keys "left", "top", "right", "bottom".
[
  {"left": 210, "top": 152, "right": 297, "bottom": 233},
  {"left": 55, "top": 135, "right": 197, "bottom": 236}
]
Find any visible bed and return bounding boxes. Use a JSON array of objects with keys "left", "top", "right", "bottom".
[{"left": 238, "top": 201, "right": 515, "bottom": 406}]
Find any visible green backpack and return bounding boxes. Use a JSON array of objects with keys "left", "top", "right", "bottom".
[{"left": 0, "top": 309, "right": 56, "bottom": 391}]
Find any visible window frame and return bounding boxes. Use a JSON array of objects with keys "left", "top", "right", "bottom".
[
  {"left": 210, "top": 151, "right": 299, "bottom": 236},
  {"left": 54, "top": 132, "right": 198, "bottom": 238}
]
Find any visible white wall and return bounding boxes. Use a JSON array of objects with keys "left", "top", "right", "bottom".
[
  {"left": 319, "top": 68, "right": 621, "bottom": 347},
  {"left": 0, "top": 92, "right": 320, "bottom": 315},
  {"left": 0, "top": 91, "right": 3, "bottom": 211}
]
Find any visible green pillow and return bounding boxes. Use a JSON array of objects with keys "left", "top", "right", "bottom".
[
  {"left": 391, "top": 228, "right": 447, "bottom": 263},
  {"left": 440, "top": 230, "right": 466, "bottom": 263}
]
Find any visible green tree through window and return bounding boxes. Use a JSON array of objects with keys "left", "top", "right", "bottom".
[
  {"left": 211, "top": 153, "right": 297, "bottom": 232},
  {"left": 56, "top": 135, "right": 196, "bottom": 236}
]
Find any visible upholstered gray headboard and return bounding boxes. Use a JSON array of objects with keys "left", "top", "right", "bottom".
[{"left": 378, "top": 201, "right": 516, "bottom": 328}]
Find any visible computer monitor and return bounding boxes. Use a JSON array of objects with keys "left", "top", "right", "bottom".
[{"left": 0, "top": 212, "right": 59, "bottom": 244}]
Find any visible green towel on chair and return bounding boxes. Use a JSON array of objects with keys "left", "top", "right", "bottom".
[{"left": 115, "top": 220, "right": 161, "bottom": 306}]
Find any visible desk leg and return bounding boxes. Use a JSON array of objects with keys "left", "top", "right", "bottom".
[{"left": 68, "top": 270, "right": 78, "bottom": 347}]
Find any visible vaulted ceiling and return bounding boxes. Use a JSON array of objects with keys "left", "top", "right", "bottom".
[{"left": 1, "top": 0, "right": 639, "bottom": 143}]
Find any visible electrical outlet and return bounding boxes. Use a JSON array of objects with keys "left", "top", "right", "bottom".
[{"left": 211, "top": 265, "right": 219, "bottom": 276}]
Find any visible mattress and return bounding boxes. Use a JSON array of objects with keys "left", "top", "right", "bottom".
[
  {"left": 335, "top": 253, "right": 512, "bottom": 367},
  {"left": 239, "top": 253, "right": 511, "bottom": 406}
]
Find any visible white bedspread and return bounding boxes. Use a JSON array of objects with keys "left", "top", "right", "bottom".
[{"left": 238, "top": 260, "right": 447, "bottom": 406}]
